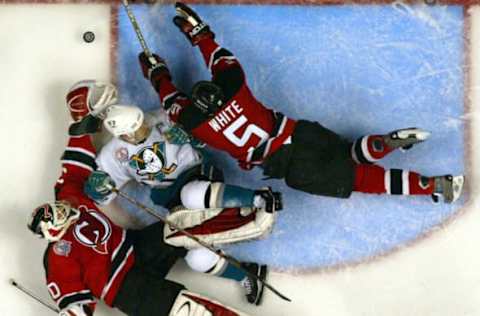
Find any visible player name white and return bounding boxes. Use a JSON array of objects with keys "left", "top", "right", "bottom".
[{"left": 208, "top": 100, "right": 244, "bottom": 132}]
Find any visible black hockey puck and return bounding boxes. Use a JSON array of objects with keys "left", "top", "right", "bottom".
[{"left": 83, "top": 31, "right": 95, "bottom": 43}]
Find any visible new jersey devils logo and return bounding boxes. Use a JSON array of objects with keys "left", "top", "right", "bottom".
[{"left": 73, "top": 208, "right": 112, "bottom": 255}]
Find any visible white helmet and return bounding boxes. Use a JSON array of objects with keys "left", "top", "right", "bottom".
[
  {"left": 103, "top": 104, "right": 145, "bottom": 137},
  {"left": 67, "top": 80, "right": 118, "bottom": 121},
  {"left": 28, "top": 201, "right": 80, "bottom": 242}
]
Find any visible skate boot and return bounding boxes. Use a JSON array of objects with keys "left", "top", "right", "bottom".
[
  {"left": 431, "top": 175, "right": 465, "bottom": 203},
  {"left": 254, "top": 187, "right": 283, "bottom": 213},
  {"left": 383, "top": 127, "right": 431, "bottom": 151},
  {"left": 240, "top": 263, "right": 268, "bottom": 305}
]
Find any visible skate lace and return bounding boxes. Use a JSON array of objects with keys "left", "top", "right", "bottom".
[{"left": 241, "top": 277, "right": 254, "bottom": 295}]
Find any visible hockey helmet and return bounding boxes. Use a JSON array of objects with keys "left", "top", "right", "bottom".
[
  {"left": 67, "top": 80, "right": 118, "bottom": 121},
  {"left": 103, "top": 105, "right": 150, "bottom": 144},
  {"left": 28, "top": 201, "right": 80, "bottom": 242},
  {"left": 191, "top": 81, "right": 224, "bottom": 117}
]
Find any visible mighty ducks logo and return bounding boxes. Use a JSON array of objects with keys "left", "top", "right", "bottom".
[{"left": 129, "top": 142, "right": 177, "bottom": 181}]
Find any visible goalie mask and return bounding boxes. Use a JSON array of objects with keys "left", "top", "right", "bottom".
[
  {"left": 191, "top": 81, "right": 224, "bottom": 117},
  {"left": 103, "top": 105, "right": 151, "bottom": 145},
  {"left": 67, "top": 80, "right": 118, "bottom": 121},
  {"left": 28, "top": 201, "right": 80, "bottom": 242}
]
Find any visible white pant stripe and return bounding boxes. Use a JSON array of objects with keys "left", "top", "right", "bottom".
[
  {"left": 385, "top": 169, "right": 391, "bottom": 194},
  {"left": 402, "top": 170, "right": 410, "bottom": 195}
]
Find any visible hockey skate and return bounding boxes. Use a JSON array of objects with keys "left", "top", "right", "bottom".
[
  {"left": 383, "top": 127, "right": 431, "bottom": 151},
  {"left": 431, "top": 175, "right": 465, "bottom": 203},
  {"left": 254, "top": 187, "right": 283, "bottom": 213},
  {"left": 241, "top": 263, "right": 268, "bottom": 305}
]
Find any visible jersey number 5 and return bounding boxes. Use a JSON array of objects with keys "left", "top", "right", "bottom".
[{"left": 223, "top": 115, "right": 268, "bottom": 147}]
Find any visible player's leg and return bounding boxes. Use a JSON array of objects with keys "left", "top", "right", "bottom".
[
  {"left": 351, "top": 128, "right": 431, "bottom": 164},
  {"left": 185, "top": 248, "right": 268, "bottom": 305},
  {"left": 113, "top": 265, "right": 185, "bottom": 316},
  {"left": 115, "top": 269, "right": 251, "bottom": 316},
  {"left": 180, "top": 180, "right": 282, "bottom": 213},
  {"left": 130, "top": 222, "right": 188, "bottom": 279},
  {"left": 353, "top": 164, "right": 464, "bottom": 203},
  {"left": 279, "top": 120, "right": 356, "bottom": 198}
]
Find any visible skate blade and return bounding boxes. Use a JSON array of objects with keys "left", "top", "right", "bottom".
[
  {"left": 396, "top": 128, "right": 431, "bottom": 141},
  {"left": 450, "top": 175, "right": 465, "bottom": 203}
]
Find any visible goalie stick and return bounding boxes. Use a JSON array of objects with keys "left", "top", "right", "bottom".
[
  {"left": 110, "top": 186, "right": 292, "bottom": 303},
  {"left": 9, "top": 279, "right": 58, "bottom": 313}
]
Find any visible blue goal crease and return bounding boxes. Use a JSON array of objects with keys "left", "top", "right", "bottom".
[{"left": 116, "top": 4, "right": 465, "bottom": 269}]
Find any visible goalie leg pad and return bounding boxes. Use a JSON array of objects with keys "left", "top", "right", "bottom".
[
  {"left": 164, "top": 206, "right": 275, "bottom": 249},
  {"left": 169, "top": 290, "right": 251, "bottom": 316},
  {"left": 184, "top": 248, "right": 227, "bottom": 275}
]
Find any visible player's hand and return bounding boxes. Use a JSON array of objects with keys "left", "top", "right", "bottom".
[
  {"left": 84, "top": 170, "right": 116, "bottom": 202},
  {"left": 173, "top": 2, "right": 214, "bottom": 46},
  {"left": 164, "top": 124, "right": 191, "bottom": 145},
  {"left": 138, "top": 52, "right": 171, "bottom": 89}
]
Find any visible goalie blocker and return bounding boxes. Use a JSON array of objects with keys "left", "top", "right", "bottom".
[{"left": 164, "top": 203, "right": 280, "bottom": 249}]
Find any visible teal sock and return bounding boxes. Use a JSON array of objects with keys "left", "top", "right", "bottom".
[
  {"left": 219, "top": 263, "right": 247, "bottom": 282},
  {"left": 222, "top": 185, "right": 255, "bottom": 208}
]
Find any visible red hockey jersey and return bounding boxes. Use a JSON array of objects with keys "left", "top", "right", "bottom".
[
  {"left": 156, "top": 38, "right": 296, "bottom": 169},
  {"left": 44, "top": 135, "right": 134, "bottom": 312}
]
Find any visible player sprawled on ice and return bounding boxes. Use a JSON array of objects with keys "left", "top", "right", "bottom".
[
  {"left": 62, "top": 79, "right": 280, "bottom": 305},
  {"left": 138, "top": 2, "right": 464, "bottom": 204},
  {"left": 27, "top": 116, "right": 282, "bottom": 315}
]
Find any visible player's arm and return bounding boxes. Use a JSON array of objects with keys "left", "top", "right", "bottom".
[
  {"left": 55, "top": 134, "right": 98, "bottom": 207},
  {"left": 173, "top": 2, "right": 245, "bottom": 100},
  {"left": 86, "top": 141, "right": 129, "bottom": 201},
  {"left": 137, "top": 52, "right": 206, "bottom": 131},
  {"left": 44, "top": 246, "right": 96, "bottom": 315}
]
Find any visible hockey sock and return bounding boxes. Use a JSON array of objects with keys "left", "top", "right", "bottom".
[
  {"left": 219, "top": 184, "right": 256, "bottom": 208},
  {"left": 219, "top": 263, "right": 247, "bottom": 282},
  {"left": 353, "top": 164, "right": 435, "bottom": 195},
  {"left": 351, "top": 135, "right": 394, "bottom": 164}
]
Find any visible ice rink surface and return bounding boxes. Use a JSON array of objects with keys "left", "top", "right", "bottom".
[{"left": 1, "top": 2, "right": 480, "bottom": 316}]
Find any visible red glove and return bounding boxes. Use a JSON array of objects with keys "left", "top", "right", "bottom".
[
  {"left": 173, "top": 2, "right": 214, "bottom": 46},
  {"left": 138, "top": 52, "right": 171, "bottom": 90}
]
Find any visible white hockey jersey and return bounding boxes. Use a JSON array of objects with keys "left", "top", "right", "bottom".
[{"left": 96, "top": 109, "right": 202, "bottom": 199}]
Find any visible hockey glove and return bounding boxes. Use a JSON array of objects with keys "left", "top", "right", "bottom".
[
  {"left": 164, "top": 124, "right": 191, "bottom": 145},
  {"left": 173, "top": 2, "right": 214, "bottom": 46},
  {"left": 84, "top": 170, "right": 116, "bottom": 203},
  {"left": 138, "top": 52, "right": 171, "bottom": 90},
  {"left": 69, "top": 114, "right": 102, "bottom": 136}
]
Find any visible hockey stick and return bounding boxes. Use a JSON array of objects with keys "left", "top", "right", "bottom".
[
  {"left": 9, "top": 279, "right": 59, "bottom": 313},
  {"left": 111, "top": 187, "right": 292, "bottom": 303},
  {"left": 120, "top": 0, "right": 158, "bottom": 65}
]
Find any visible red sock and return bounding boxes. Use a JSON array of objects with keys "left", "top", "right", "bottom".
[
  {"left": 351, "top": 135, "right": 395, "bottom": 164},
  {"left": 353, "top": 164, "right": 434, "bottom": 195}
]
